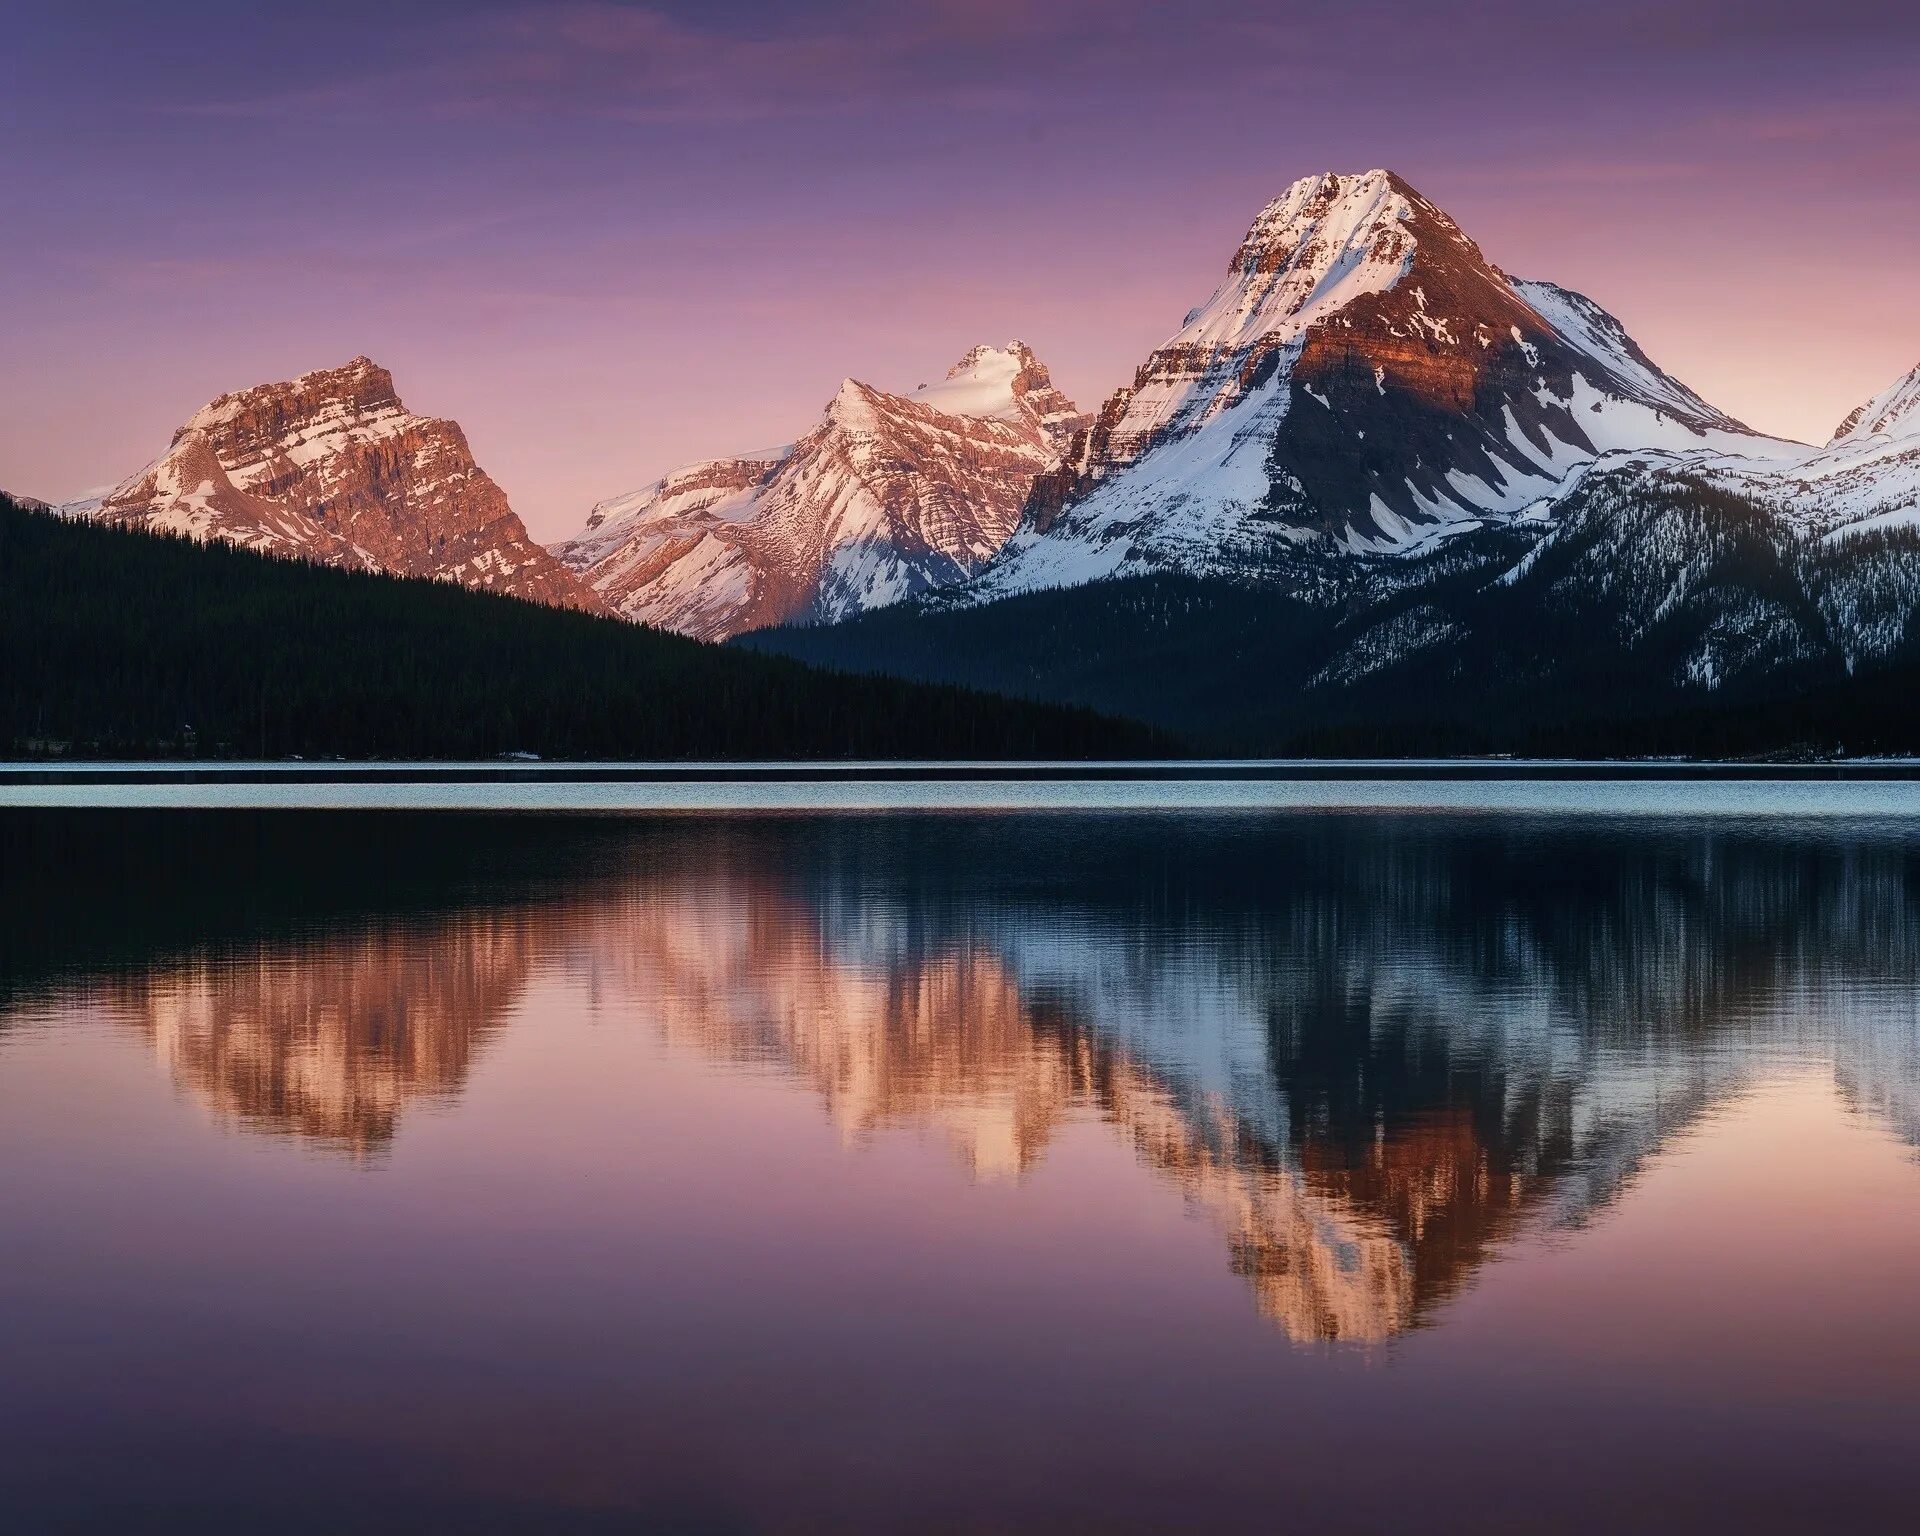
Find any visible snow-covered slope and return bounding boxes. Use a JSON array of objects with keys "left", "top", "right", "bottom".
[
  {"left": 1831, "top": 365, "right": 1920, "bottom": 447},
  {"left": 971, "top": 170, "right": 1792, "bottom": 599},
  {"left": 1704, "top": 363, "right": 1920, "bottom": 541},
  {"left": 747, "top": 359, "right": 1920, "bottom": 750},
  {"left": 71, "top": 358, "right": 603, "bottom": 612},
  {"left": 557, "top": 342, "right": 1084, "bottom": 640}
]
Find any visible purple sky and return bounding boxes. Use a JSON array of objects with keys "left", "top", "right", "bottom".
[{"left": 4, "top": 0, "right": 1916, "bottom": 541}]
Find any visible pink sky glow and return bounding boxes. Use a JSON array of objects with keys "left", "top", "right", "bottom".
[{"left": 3, "top": 1, "right": 1915, "bottom": 542}]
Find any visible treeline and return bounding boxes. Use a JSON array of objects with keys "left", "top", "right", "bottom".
[
  {"left": 0, "top": 497, "right": 1165, "bottom": 760},
  {"left": 744, "top": 512, "right": 1920, "bottom": 760}
]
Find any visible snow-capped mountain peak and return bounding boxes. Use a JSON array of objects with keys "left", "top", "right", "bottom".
[
  {"left": 1829, "top": 364, "right": 1920, "bottom": 446},
  {"left": 1210, "top": 169, "right": 1421, "bottom": 342},
  {"left": 969, "top": 167, "right": 1785, "bottom": 599},
  {"left": 911, "top": 341, "right": 1086, "bottom": 444},
  {"left": 557, "top": 342, "right": 1084, "bottom": 640},
  {"left": 825, "top": 376, "right": 886, "bottom": 432}
]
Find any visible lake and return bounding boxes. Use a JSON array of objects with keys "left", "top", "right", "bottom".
[{"left": 4, "top": 802, "right": 1919, "bottom": 1532}]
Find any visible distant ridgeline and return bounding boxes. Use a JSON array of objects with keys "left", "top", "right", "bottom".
[
  {"left": 0, "top": 496, "right": 1161, "bottom": 761},
  {"left": 742, "top": 474, "right": 1920, "bottom": 759}
]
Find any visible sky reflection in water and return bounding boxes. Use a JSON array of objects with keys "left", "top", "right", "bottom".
[{"left": 3, "top": 809, "right": 1919, "bottom": 1532}]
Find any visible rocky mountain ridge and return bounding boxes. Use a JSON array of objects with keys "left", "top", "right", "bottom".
[
  {"left": 68, "top": 357, "right": 603, "bottom": 612},
  {"left": 555, "top": 341, "right": 1085, "bottom": 640}
]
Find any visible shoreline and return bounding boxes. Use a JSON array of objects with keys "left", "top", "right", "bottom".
[
  {"left": 11, "top": 761, "right": 1920, "bottom": 815},
  {"left": 8, "top": 758, "right": 1920, "bottom": 786}
]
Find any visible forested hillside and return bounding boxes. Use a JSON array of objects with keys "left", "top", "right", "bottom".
[
  {"left": 0, "top": 497, "right": 1162, "bottom": 760},
  {"left": 744, "top": 474, "right": 1920, "bottom": 758}
]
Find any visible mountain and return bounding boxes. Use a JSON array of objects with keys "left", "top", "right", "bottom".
[
  {"left": 970, "top": 169, "right": 1787, "bottom": 597},
  {"left": 739, "top": 170, "right": 1920, "bottom": 755},
  {"left": 744, "top": 366, "right": 1920, "bottom": 755},
  {"left": 1, "top": 492, "right": 1163, "bottom": 761},
  {"left": 1685, "top": 361, "right": 1920, "bottom": 540},
  {"left": 70, "top": 357, "right": 603, "bottom": 612},
  {"left": 555, "top": 342, "right": 1085, "bottom": 641}
]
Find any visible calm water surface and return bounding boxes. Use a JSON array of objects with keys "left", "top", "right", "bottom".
[{"left": 4, "top": 807, "right": 1920, "bottom": 1532}]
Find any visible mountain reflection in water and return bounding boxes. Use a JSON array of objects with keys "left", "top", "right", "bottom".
[{"left": 9, "top": 809, "right": 1919, "bottom": 1348}]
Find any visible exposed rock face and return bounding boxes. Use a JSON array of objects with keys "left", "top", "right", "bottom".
[
  {"left": 557, "top": 342, "right": 1085, "bottom": 640},
  {"left": 975, "top": 169, "right": 1786, "bottom": 597},
  {"left": 1830, "top": 365, "right": 1920, "bottom": 447},
  {"left": 77, "top": 357, "right": 604, "bottom": 612}
]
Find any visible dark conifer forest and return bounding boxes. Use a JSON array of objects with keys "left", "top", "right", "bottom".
[
  {"left": 0, "top": 497, "right": 1162, "bottom": 760},
  {"left": 744, "top": 475, "right": 1920, "bottom": 760}
]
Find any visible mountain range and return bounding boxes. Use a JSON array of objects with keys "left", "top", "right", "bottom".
[
  {"left": 742, "top": 173, "right": 1920, "bottom": 750},
  {"left": 17, "top": 167, "right": 1920, "bottom": 753}
]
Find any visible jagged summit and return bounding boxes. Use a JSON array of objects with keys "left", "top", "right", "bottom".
[
  {"left": 816, "top": 344, "right": 1083, "bottom": 445},
  {"left": 971, "top": 167, "right": 1784, "bottom": 598},
  {"left": 557, "top": 341, "right": 1083, "bottom": 640},
  {"left": 1223, "top": 169, "right": 1420, "bottom": 307},
  {"left": 173, "top": 356, "right": 412, "bottom": 478},
  {"left": 73, "top": 358, "right": 602, "bottom": 611},
  {"left": 825, "top": 376, "right": 884, "bottom": 429},
  {"left": 182, "top": 354, "right": 391, "bottom": 434},
  {"left": 913, "top": 341, "right": 1086, "bottom": 442},
  {"left": 948, "top": 343, "right": 1018, "bottom": 374},
  {"left": 1830, "top": 364, "right": 1920, "bottom": 445},
  {"left": 939, "top": 342, "right": 1043, "bottom": 390}
]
